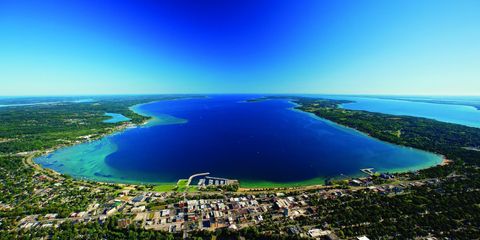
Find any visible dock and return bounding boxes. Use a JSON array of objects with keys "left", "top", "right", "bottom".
[
  {"left": 360, "top": 168, "right": 375, "bottom": 176},
  {"left": 186, "top": 172, "right": 210, "bottom": 186}
]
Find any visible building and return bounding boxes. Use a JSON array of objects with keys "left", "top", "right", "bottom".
[{"left": 197, "top": 176, "right": 239, "bottom": 188}]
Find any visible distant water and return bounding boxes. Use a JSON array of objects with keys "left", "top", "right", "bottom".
[
  {"left": 103, "top": 113, "right": 130, "bottom": 123},
  {"left": 318, "top": 96, "right": 480, "bottom": 128},
  {"left": 35, "top": 95, "right": 441, "bottom": 186},
  {"left": 374, "top": 96, "right": 480, "bottom": 109},
  {"left": 0, "top": 98, "right": 94, "bottom": 108}
]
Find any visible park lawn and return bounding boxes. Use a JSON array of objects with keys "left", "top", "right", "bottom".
[
  {"left": 153, "top": 184, "right": 177, "bottom": 192},
  {"left": 154, "top": 179, "right": 195, "bottom": 192},
  {"left": 187, "top": 186, "right": 199, "bottom": 192},
  {"left": 176, "top": 179, "right": 189, "bottom": 192}
]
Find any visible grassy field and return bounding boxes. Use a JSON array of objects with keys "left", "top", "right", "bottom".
[
  {"left": 153, "top": 179, "right": 200, "bottom": 193},
  {"left": 187, "top": 186, "right": 199, "bottom": 192},
  {"left": 176, "top": 179, "right": 188, "bottom": 192},
  {"left": 152, "top": 183, "right": 176, "bottom": 192},
  {"left": 239, "top": 177, "right": 326, "bottom": 188}
]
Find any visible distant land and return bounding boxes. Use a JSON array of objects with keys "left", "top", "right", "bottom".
[{"left": 371, "top": 95, "right": 480, "bottom": 110}]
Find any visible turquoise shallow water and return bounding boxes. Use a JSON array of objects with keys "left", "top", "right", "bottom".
[
  {"left": 130, "top": 103, "right": 187, "bottom": 127},
  {"left": 317, "top": 95, "right": 480, "bottom": 128},
  {"left": 35, "top": 95, "right": 442, "bottom": 185},
  {"left": 103, "top": 113, "right": 131, "bottom": 123}
]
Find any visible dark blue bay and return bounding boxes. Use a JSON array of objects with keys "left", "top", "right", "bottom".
[{"left": 36, "top": 95, "right": 441, "bottom": 186}]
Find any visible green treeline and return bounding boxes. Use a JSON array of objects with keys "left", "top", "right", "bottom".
[
  {"left": 0, "top": 96, "right": 184, "bottom": 154},
  {"left": 292, "top": 97, "right": 480, "bottom": 165}
]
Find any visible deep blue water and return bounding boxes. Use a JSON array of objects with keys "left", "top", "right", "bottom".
[{"left": 36, "top": 95, "right": 441, "bottom": 185}]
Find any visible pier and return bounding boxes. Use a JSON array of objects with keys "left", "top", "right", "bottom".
[
  {"left": 360, "top": 168, "right": 375, "bottom": 176},
  {"left": 186, "top": 172, "right": 210, "bottom": 187}
]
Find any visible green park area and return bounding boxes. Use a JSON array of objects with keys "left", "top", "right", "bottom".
[
  {"left": 152, "top": 183, "right": 176, "bottom": 192},
  {"left": 176, "top": 179, "right": 188, "bottom": 192},
  {"left": 153, "top": 179, "right": 199, "bottom": 193}
]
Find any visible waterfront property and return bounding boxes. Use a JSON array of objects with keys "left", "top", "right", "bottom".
[{"left": 198, "top": 176, "right": 239, "bottom": 188}]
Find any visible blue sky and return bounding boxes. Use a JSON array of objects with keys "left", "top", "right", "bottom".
[{"left": 0, "top": 0, "right": 479, "bottom": 95}]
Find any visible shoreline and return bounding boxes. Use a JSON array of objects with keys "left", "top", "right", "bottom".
[
  {"left": 288, "top": 99, "right": 445, "bottom": 168},
  {"left": 31, "top": 96, "right": 451, "bottom": 190},
  {"left": 440, "top": 158, "right": 453, "bottom": 166},
  {"left": 28, "top": 98, "right": 187, "bottom": 186},
  {"left": 28, "top": 121, "right": 140, "bottom": 185}
]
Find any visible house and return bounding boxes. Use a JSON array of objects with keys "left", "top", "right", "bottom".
[
  {"left": 380, "top": 173, "right": 394, "bottom": 180},
  {"left": 44, "top": 213, "right": 58, "bottom": 219},
  {"left": 202, "top": 220, "right": 211, "bottom": 228},
  {"left": 287, "top": 226, "right": 302, "bottom": 235},
  {"left": 357, "top": 236, "right": 370, "bottom": 240},
  {"left": 308, "top": 229, "right": 331, "bottom": 238},
  {"left": 131, "top": 206, "right": 145, "bottom": 213},
  {"left": 132, "top": 195, "right": 145, "bottom": 203},
  {"left": 106, "top": 207, "right": 117, "bottom": 216},
  {"left": 350, "top": 179, "right": 363, "bottom": 186},
  {"left": 161, "top": 209, "right": 170, "bottom": 217},
  {"left": 283, "top": 208, "right": 289, "bottom": 217}
]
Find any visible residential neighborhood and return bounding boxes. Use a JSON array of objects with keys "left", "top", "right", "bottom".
[{"left": 15, "top": 169, "right": 447, "bottom": 240}]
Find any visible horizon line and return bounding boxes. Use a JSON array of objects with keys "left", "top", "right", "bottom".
[{"left": 1, "top": 93, "right": 480, "bottom": 98}]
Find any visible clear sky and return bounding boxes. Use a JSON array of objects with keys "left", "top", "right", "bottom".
[{"left": 0, "top": 0, "right": 479, "bottom": 95}]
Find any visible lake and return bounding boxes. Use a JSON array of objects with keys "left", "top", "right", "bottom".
[
  {"left": 319, "top": 95, "right": 480, "bottom": 128},
  {"left": 35, "top": 95, "right": 442, "bottom": 187},
  {"left": 103, "top": 113, "right": 131, "bottom": 123}
]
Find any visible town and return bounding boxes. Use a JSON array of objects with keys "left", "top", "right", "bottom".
[{"left": 14, "top": 166, "right": 450, "bottom": 240}]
